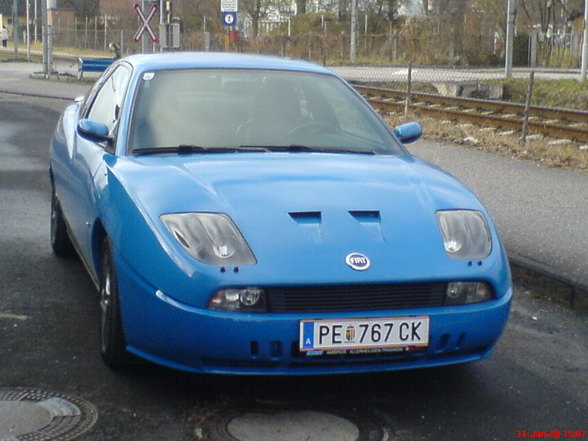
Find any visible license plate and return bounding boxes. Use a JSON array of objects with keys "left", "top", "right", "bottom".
[{"left": 299, "top": 316, "right": 429, "bottom": 352}]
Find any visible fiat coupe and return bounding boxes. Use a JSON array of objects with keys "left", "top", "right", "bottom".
[{"left": 49, "top": 52, "right": 511, "bottom": 374}]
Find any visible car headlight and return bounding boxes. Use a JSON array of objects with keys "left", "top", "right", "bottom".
[
  {"left": 161, "top": 212, "right": 257, "bottom": 265},
  {"left": 436, "top": 210, "right": 492, "bottom": 260}
]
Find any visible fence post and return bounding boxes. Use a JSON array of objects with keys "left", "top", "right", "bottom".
[
  {"left": 405, "top": 61, "right": 413, "bottom": 116},
  {"left": 581, "top": 0, "right": 588, "bottom": 80},
  {"left": 350, "top": 0, "right": 357, "bottom": 63},
  {"left": 505, "top": 0, "right": 516, "bottom": 78},
  {"left": 521, "top": 71, "right": 535, "bottom": 143}
]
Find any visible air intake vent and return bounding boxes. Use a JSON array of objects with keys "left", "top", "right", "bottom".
[
  {"left": 289, "top": 211, "right": 322, "bottom": 225},
  {"left": 349, "top": 210, "right": 384, "bottom": 241},
  {"left": 267, "top": 282, "right": 447, "bottom": 313},
  {"left": 349, "top": 210, "right": 380, "bottom": 223}
]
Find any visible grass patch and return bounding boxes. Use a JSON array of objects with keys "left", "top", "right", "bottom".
[
  {"left": 380, "top": 78, "right": 588, "bottom": 173},
  {"left": 386, "top": 113, "right": 588, "bottom": 174},
  {"left": 500, "top": 78, "right": 588, "bottom": 111}
]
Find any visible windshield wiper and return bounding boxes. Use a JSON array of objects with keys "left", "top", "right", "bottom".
[
  {"left": 240, "top": 145, "right": 376, "bottom": 155},
  {"left": 132, "top": 145, "right": 268, "bottom": 155}
]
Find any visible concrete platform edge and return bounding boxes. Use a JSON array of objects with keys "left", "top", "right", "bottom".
[{"left": 509, "top": 254, "right": 588, "bottom": 314}]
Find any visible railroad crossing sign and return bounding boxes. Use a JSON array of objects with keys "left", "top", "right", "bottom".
[{"left": 134, "top": 3, "right": 159, "bottom": 42}]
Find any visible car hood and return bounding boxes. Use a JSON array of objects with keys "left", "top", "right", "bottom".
[{"left": 108, "top": 153, "right": 495, "bottom": 284}]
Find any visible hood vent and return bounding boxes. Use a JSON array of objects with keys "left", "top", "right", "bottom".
[
  {"left": 349, "top": 210, "right": 385, "bottom": 241},
  {"left": 349, "top": 210, "right": 380, "bottom": 223},
  {"left": 289, "top": 211, "right": 322, "bottom": 242},
  {"left": 289, "top": 211, "right": 322, "bottom": 225}
]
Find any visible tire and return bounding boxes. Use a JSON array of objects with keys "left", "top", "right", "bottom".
[
  {"left": 50, "top": 185, "right": 75, "bottom": 257},
  {"left": 100, "top": 237, "right": 131, "bottom": 368}
]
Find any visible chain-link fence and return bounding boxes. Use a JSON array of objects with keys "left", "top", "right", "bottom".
[{"left": 42, "top": 14, "right": 585, "bottom": 99}]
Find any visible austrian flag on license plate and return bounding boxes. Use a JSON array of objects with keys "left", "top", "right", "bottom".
[{"left": 299, "top": 316, "right": 429, "bottom": 352}]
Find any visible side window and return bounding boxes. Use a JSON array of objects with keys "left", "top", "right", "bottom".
[{"left": 86, "top": 65, "right": 131, "bottom": 133}]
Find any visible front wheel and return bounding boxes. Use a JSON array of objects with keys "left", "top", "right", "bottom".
[
  {"left": 50, "top": 185, "right": 74, "bottom": 257},
  {"left": 100, "top": 237, "right": 131, "bottom": 368}
]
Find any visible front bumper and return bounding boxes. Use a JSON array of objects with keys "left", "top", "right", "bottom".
[{"left": 116, "top": 253, "right": 512, "bottom": 375}]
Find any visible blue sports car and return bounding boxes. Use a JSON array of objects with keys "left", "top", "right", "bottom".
[{"left": 49, "top": 52, "right": 511, "bottom": 375}]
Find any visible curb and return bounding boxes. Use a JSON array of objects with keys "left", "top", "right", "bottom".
[{"left": 509, "top": 254, "right": 588, "bottom": 314}]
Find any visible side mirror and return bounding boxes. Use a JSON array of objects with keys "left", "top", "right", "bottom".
[
  {"left": 77, "top": 119, "right": 112, "bottom": 143},
  {"left": 394, "top": 122, "right": 422, "bottom": 144}
]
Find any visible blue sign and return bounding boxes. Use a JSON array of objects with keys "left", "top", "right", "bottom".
[
  {"left": 222, "top": 12, "right": 237, "bottom": 26},
  {"left": 302, "top": 322, "right": 314, "bottom": 349}
]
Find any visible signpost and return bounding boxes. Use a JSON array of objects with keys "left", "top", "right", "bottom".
[
  {"left": 220, "top": 0, "right": 238, "bottom": 50},
  {"left": 134, "top": 2, "right": 159, "bottom": 53},
  {"left": 222, "top": 12, "right": 237, "bottom": 26},
  {"left": 220, "top": 0, "right": 238, "bottom": 12}
]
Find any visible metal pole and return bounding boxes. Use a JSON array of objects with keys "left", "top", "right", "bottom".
[
  {"left": 521, "top": 71, "right": 535, "bottom": 143},
  {"left": 505, "top": 0, "right": 515, "bottom": 78},
  {"left": 12, "top": 0, "right": 19, "bottom": 58},
  {"left": 47, "top": 24, "right": 52, "bottom": 73},
  {"left": 142, "top": 0, "right": 148, "bottom": 53},
  {"left": 26, "top": 0, "right": 30, "bottom": 60},
  {"left": 160, "top": 0, "right": 164, "bottom": 51},
  {"left": 581, "top": 0, "right": 588, "bottom": 81},
  {"left": 404, "top": 61, "right": 412, "bottom": 116},
  {"left": 34, "top": 0, "right": 38, "bottom": 42},
  {"left": 42, "top": 0, "right": 48, "bottom": 75},
  {"left": 350, "top": 0, "right": 357, "bottom": 63}
]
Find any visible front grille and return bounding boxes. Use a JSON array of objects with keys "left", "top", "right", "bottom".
[{"left": 266, "top": 282, "right": 447, "bottom": 313}]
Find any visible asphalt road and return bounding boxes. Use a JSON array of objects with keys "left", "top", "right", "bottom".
[
  {"left": 329, "top": 65, "right": 586, "bottom": 83},
  {"left": 1, "top": 91, "right": 587, "bottom": 440}
]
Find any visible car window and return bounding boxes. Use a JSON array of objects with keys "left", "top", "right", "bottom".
[
  {"left": 128, "top": 69, "right": 403, "bottom": 155},
  {"left": 86, "top": 65, "right": 132, "bottom": 134}
]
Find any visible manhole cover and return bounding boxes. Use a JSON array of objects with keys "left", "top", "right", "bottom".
[
  {"left": 203, "top": 406, "right": 386, "bottom": 441},
  {"left": 227, "top": 410, "right": 360, "bottom": 441},
  {"left": 0, "top": 388, "right": 98, "bottom": 441}
]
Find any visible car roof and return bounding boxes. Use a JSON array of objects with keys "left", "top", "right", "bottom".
[{"left": 121, "top": 52, "right": 336, "bottom": 76}]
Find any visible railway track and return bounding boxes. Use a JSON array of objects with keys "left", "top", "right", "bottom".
[{"left": 355, "top": 85, "right": 588, "bottom": 143}]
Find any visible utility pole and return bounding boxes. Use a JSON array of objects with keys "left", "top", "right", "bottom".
[
  {"left": 42, "top": 0, "right": 49, "bottom": 74},
  {"left": 35, "top": 0, "right": 38, "bottom": 42},
  {"left": 581, "top": 0, "right": 587, "bottom": 81},
  {"left": 26, "top": 0, "right": 30, "bottom": 60},
  {"left": 350, "top": 0, "right": 357, "bottom": 63},
  {"left": 12, "top": 0, "right": 19, "bottom": 58},
  {"left": 505, "top": 0, "right": 516, "bottom": 78}
]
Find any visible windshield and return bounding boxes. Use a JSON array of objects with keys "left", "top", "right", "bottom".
[{"left": 128, "top": 69, "right": 404, "bottom": 155}]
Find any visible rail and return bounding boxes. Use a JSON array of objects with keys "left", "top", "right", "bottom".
[{"left": 355, "top": 85, "right": 588, "bottom": 143}]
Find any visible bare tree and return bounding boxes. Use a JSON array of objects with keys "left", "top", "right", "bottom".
[
  {"left": 0, "top": 0, "right": 13, "bottom": 15},
  {"left": 178, "top": 0, "right": 222, "bottom": 32},
  {"left": 421, "top": 0, "right": 428, "bottom": 15},
  {"left": 296, "top": 0, "right": 306, "bottom": 14},
  {"left": 62, "top": 0, "right": 100, "bottom": 18},
  {"left": 428, "top": 0, "right": 468, "bottom": 60},
  {"left": 517, "top": 0, "right": 583, "bottom": 32}
]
